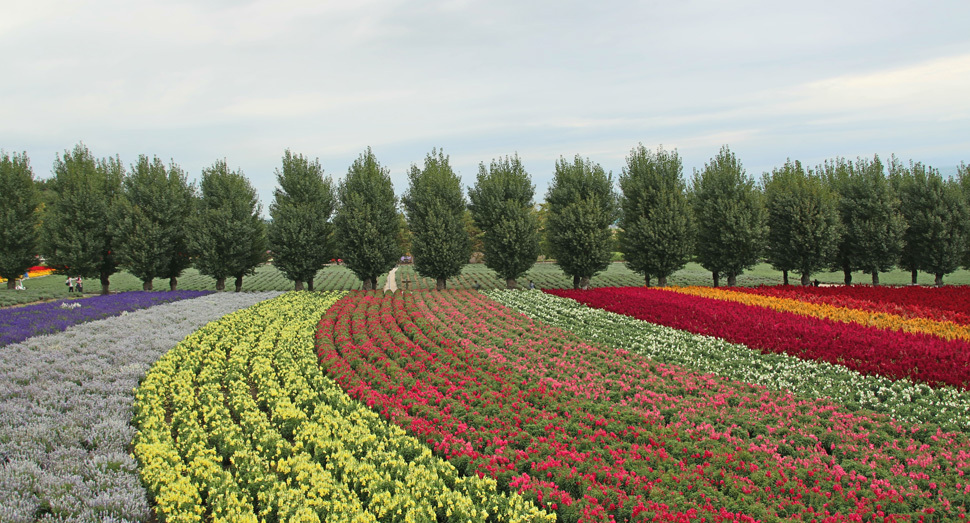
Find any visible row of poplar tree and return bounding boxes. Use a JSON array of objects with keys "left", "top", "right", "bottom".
[{"left": 1, "top": 142, "right": 969, "bottom": 293}]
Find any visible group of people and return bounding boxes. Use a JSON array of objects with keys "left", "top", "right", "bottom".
[{"left": 65, "top": 276, "right": 84, "bottom": 293}]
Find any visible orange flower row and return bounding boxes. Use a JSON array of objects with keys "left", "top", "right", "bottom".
[{"left": 667, "top": 286, "right": 970, "bottom": 342}]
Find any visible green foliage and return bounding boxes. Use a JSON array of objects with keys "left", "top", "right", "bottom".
[
  {"left": 545, "top": 155, "right": 619, "bottom": 287},
  {"left": 333, "top": 147, "right": 401, "bottom": 289},
  {"left": 763, "top": 159, "right": 841, "bottom": 284},
  {"left": 821, "top": 155, "right": 904, "bottom": 284},
  {"left": 618, "top": 144, "right": 693, "bottom": 286},
  {"left": 895, "top": 158, "right": 969, "bottom": 285},
  {"left": 691, "top": 146, "right": 764, "bottom": 286},
  {"left": 402, "top": 148, "right": 470, "bottom": 289},
  {"left": 190, "top": 160, "right": 267, "bottom": 290},
  {"left": 113, "top": 155, "right": 195, "bottom": 290},
  {"left": 0, "top": 151, "right": 40, "bottom": 287},
  {"left": 268, "top": 150, "right": 336, "bottom": 290},
  {"left": 41, "top": 143, "right": 124, "bottom": 293},
  {"left": 468, "top": 154, "right": 539, "bottom": 286}
]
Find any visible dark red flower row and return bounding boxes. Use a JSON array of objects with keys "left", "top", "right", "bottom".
[
  {"left": 315, "top": 290, "right": 970, "bottom": 522},
  {"left": 548, "top": 287, "right": 970, "bottom": 390}
]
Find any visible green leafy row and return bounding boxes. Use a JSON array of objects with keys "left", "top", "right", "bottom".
[{"left": 133, "top": 291, "right": 552, "bottom": 523}]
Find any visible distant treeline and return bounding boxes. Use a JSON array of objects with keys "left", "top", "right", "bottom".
[{"left": 1, "top": 142, "right": 968, "bottom": 292}]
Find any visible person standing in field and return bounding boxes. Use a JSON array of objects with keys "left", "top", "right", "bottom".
[
  {"left": 76, "top": 276, "right": 83, "bottom": 293},
  {"left": 66, "top": 276, "right": 74, "bottom": 293}
]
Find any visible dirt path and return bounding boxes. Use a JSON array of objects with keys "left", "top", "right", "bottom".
[{"left": 383, "top": 267, "right": 398, "bottom": 292}]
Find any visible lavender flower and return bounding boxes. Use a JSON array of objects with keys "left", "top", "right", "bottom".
[
  {"left": 0, "top": 291, "right": 211, "bottom": 347},
  {"left": 0, "top": 291, "right": 281, "bottom": 522}
]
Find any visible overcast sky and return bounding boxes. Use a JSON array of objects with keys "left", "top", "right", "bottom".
[{"left": 2, "top": 0, "right": 969, "bottom": 213}]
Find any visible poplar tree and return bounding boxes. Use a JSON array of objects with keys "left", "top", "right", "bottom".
[
  {"left": 763, "top": 159, "right": 840, "bottom": 286},
  {"left": 0, "top": 151, "right": 39, "bottom": 289},
  {"left": 545, "top": 155, "right": 619, "bottom": 289},
  {"left": 114, "top": 155, "right": 195, "bottom": 291},
  {"left": 468, "top": 154, "right": 539, "bottom": 289},
  {"left": 618, "top": 144, "right": 692, "bottom": 287},
  {"left": 823, "top": 155, "right": 904, "bottom": 285},
  {"left": 268, "top": 150, "right": 336, "bottom": 291},
  {"left": 691, "top": 146, "right": 764, "bottom": 287},
  {"left": 41, "top": 143, "right": 123, "bottom": 294},
  {"left": 333, "top": 147, "right": 400, "bottom": 290},
  {"left": 894, "top": 158, "right": 968, "bottom": 285},
  {"left": 402, "top": 148, "right": 470, "bottom": 290},
  {"left": 191, "top": 160, "right": 267, "bottom": 291}
]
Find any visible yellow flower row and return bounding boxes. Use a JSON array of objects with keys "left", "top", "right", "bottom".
[
  {"left": 666, "top": 286, "right": 970, "bottom": 342},
  {"left": 132, "top": 291, "right": 553, "bottom": 523},
  {"left": 0, "top": 268, "right": 54, "bottom": 283}
]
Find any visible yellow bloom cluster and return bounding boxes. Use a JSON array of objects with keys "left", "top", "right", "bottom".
[
  {"left": 132, "top": 291, "right": 553, "bottom": 523},
  {"left": 668, "top": 286, "right": 970, "bottom": 341}
]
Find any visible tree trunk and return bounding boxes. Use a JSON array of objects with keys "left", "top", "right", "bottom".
[
  {"left": 911, "top": 269, "right": 918, "bottom": 285},
  {"left": 436, "top": 277, "right": 447, "bottom": 290},
  {"left": 712, "top": 271, "right": 719, "bottom": 288},
  {"left": 234, "top": 276, "right": 243, "bottom": 292},
  {"left": 506, "top": 278, "right": 517, "bottom": 289},
  {"left": 782, "top": 270, "right": 789, "bottom": 286},
  {"left": 658, "top": 275, "right": 667, "bottom": 287},
  {"left": 100, "top": 273, "right": 110, "bottom": 295},
  {"left": 579, "top": 276, "right": 590, "bottom": 290},
  {"left": 216, "top": 277, "right": 226, "bottom": 291},
  {"left": 727, "top": 273, "right": 737, "bottom": 287},
  {"left": 6, "top": 280, "right": 15, "bottom": 290},
  {"left": 371, "top": 278, "right": 378, "bottom": 290},
  {"left": 843, "top": 267, "right": 852, "bottom": 286},
  {"left": 801, "top": 273, "right": 811, "bottom": 286},
  {"left": 142, "top": 280, "right": 153, "bottom": 291},
  {"left": 169, "top": 277, "right": 178, "bottom": 291},
  {"left": 573, "top": 275, "right": 580, "bottom": 289},
  {"left": 294, "top": 280, "right": 304, "bottom": 291},
  {"left": 871, "top": 271, "right": 880, "bottom": 286},
  {"left": 307, "top": 276, "right": 314, "bottom": 292},
  {"left": 362, "top": 279, "right": 372, "bottom": 290},
  {"left": 935, "top": 273, "right": 944, "bottom": 286},
  {"left": 644, "top": 274, "right": 651, "bottom": 287}
]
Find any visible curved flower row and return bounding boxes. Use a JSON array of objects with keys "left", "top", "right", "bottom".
[
  {"left": 133, "top": 291, "right": 551, "bottom": 523},
  {"left": 486, "top": 289, "right": 970, "bottom": 431},
  {"left": 0, "top": 266, "right": 54, "bottom": 283},
  {"left": 0, "top": 291, "right": 278, "bottom": 523},
  {"left": 0, "top": 290, "right": 211, "bottom": 347},
  {"left": 666, "top": 285, "right": 970, "bottom": 342},
  {"left": 316, "top": 290, "right": 970, "bottom": 522},
  {"left": 547, "top": 287, "right": 970, "bottom": 390}
]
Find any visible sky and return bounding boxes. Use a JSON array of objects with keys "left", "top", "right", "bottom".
[{"left": 2, "top": 0, "right": 969, "bottom": 214}]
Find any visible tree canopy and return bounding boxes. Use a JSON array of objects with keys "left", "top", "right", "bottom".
[
  {"left": 268, "top": 150, "right": 336, "bottom": 291},
  {"left": 403, "top": 148, "right": 470, "bottom": 290},
  {"left": 545, "top": 155, "right": 619, "bottom": 289},
  {"left": 333, "top": 147, "right": 401, "bottom": 290},
  {"left": 0, "top": 151, "right": 40, "bottom": 289},
  {"left": 619, "top": 144, "right": 692, "bottom": 287},
  {"left": 467, "top": 154, "right": 539, "bottom": 288}
]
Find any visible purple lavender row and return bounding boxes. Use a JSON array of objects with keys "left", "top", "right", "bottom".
[{"left": 0, "top": 291, "right": 211, "bottom": 347}]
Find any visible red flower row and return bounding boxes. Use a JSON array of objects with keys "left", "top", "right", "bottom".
[
  {"left": 549, "top": 287, "right": 970, "bottom": 390},
  {"left": 315, "top": 290, "right": 970, "bottom": 522},
  {"left": 729, "top": 285, "right": 970, "bottom": 325}
]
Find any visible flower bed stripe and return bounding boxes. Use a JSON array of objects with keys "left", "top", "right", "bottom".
[
  {"left": 486, "top": 289, "right": 970, "bottom": 431},
  {"left": 133, "top": 291, "right": 551, "bottom": 523},
  {"left": 316, "top": 290, "right": 970, "bottom": 522},
  {"left": 0, "top": 290, "right": 212, "bottom": 347},
  {"left": 667, "top": 285, "right": 970, "bottom": 342},
  {"left": 547, "top": 287, "right": 970, "bottom": 390},
  {"left": 729, "top": 285, "right": 970, "bottom": 325},
  {"left": 0, "top": 291, "right": 278, "bottom": 523}
]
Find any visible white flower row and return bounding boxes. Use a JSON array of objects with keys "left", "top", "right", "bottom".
[
  {"left": 0, "top": 291, "right": 281, "bottom": 523},
  {"left": 485, "top": 290, "right": 970, "bottom": 431}
]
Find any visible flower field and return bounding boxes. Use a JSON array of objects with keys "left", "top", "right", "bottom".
[
  {"left": 315, "top": 289, "right": 970, "bottom": 522},
  {"left": 0, "top": 290, "right": 211, "bottom": 347},
  {"left": 7, "top": 283, "right": 970, "bottom": 521}
]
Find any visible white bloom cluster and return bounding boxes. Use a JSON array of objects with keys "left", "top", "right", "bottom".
[
  {"left": 59, "top": 301, "right": 81, "bottom": 309},
  {"left": 0, "top": 291, "right": 281, "bottom": 523},
  {"left": 486, "top": 290, "right": 970, "bottom": 431}
]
